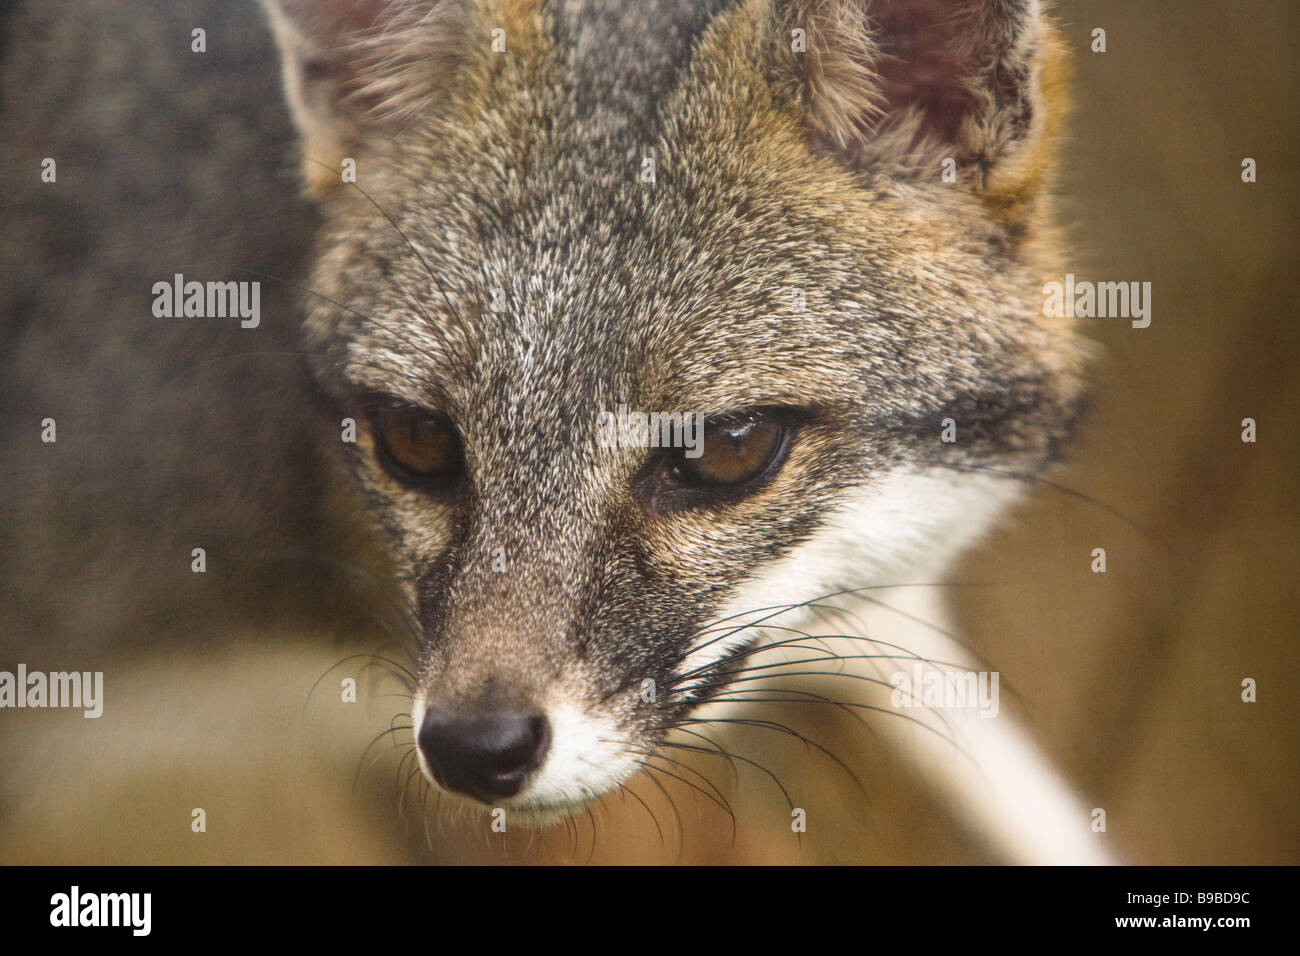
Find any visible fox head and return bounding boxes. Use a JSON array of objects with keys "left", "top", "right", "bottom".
[{"left": 262, "top": 0, "right": 1088, "bottom": 824}]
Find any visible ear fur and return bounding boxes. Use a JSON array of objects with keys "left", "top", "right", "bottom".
[
  {"left": 771, "top": 0, "right": 1069, "bottom": 221},
  {"left": 259, "top": 0, "right": 473, "bottom": 193}
]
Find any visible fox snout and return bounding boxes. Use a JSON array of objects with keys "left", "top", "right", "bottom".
[
  {"left": 416, "top": 706, "right": 551, "bottom": 803},
  {"left": 411, "top": 676, "right": 649, "bottom": 823}
]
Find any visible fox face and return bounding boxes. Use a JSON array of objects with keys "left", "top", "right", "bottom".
[{"left": 263, "top": 0, "right": 1088, "bottom": 824}]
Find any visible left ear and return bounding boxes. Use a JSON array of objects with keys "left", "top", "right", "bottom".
[
  {"left": 259, "top": 0, "right": 473, "bottom": 194},
  {"left": 772, "top": 0, "right": 1068, "bottom": 220}
]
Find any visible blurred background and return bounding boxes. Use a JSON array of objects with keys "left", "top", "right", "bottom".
[{"left": 0, "top": 0, "right": 1295, "bottom": 864}]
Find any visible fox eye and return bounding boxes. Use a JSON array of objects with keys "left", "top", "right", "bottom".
[
  {"left": 373, "top": 405, "right": 464, "bottom": 487},
  {"left": 675, "top": 415, "right": 786, "bottom": 487}
]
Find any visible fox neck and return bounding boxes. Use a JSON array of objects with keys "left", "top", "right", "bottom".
[{"left": 687, "top": 469, "right": 1114, "bottom": 864}]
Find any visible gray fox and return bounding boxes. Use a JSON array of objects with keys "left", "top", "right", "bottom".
[{"left": 0, "top": 0, "right": 1106, "bottom": 863}]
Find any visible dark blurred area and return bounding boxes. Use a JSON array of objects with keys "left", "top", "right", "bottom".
[{"left": 0, "top": 0, "right": 1295, "bottom": 863}]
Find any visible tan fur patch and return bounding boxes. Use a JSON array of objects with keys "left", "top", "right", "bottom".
[{"left": 977, "top": 22, "right": 1072, "bottom": 226}]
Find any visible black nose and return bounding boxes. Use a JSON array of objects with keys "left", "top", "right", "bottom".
[{"left": 417, "top": 709, "right": 550, "bottom": 802}]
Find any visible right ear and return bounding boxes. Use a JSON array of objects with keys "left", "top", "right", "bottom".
[
  {"left": 769, "top": 0, "right": 1068, "bottom": 224},
  {"left": 259, "top": 0, "right": 472, "bottom": 193}
]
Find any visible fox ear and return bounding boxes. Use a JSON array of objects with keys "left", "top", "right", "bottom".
[
  {"left": 259, "top": 0, "right": 470, "bottom": 192},
  {"left": 773, "top": 0, "right": 1066, "bottom": 216}
]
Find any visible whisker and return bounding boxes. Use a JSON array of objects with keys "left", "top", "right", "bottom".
[
  {"left": 303, "top": 156, "right": 479, "bottom": 369},
  {"left": 396, "top": 747, "right": 421, "bottom": 817},
  {"left": 921, "top": 458, "right": 1172, "bottom": 554},
  {"left": 661, "top": 739, "right": 794, "bottom": 811},
  {"left": 675, "top": 586, "right": 966, "bottom": 682},
  {"left": 619, "top": 779, "right": 666, "bottom": 847},
  {"left": 676, "top": 714, "right": 864, "bottom": 794},
  {"left": 235, "top": 265, "right": 449, "bottom": 371},
  {"left": 636, "top": 760, "right": 686, "bottom": 856},
  {"left": 636, "top": 749, "right": 734, "bottom": 821},
  {"left": 667, "top": 726, "right": 742, "bottom": 786},
  {"left": 627, "top": 748, "right": 737, "bottom": 834},
  {"left": 304, "top": 652, "right": 414, "bottom": 716},
  {"left": 670, "top": 631, "right": 970, "bottom": 691},
  {"left": 700, "top": 687, "right": 968, "bottom": 756},
  {"left": 352, "top": 716, "right": 416, "bottom": 793}
]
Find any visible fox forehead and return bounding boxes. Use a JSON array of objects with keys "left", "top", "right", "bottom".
[{"left": 305, "top": 0, "right": 1069, "bottom": 426}]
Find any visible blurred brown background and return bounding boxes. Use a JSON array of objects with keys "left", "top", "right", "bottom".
[
  {"left": 967, "top": 0, "right": 1299, "bottom": 865},
  {"left": 1, "top": 0, "right": 1296, "bottom": 864}
]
